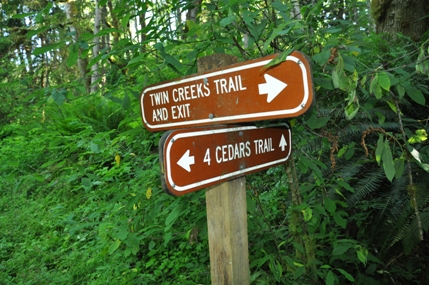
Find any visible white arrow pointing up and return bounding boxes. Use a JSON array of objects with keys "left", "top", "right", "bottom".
[
  {"left": 177, "top": 149, "right": 195, "bottom": 172},
  {"left": 258, "top": 74, "right": 287, "bottom": 103},
  {"left": 279, "top": 134, "right": 288, "bottom": 151}
]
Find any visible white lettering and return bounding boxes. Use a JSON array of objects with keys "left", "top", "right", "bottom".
[
  {"left": 171, "top": 103, "right": 191, "bottom": 119},
  {"left": 152, "top": 108, "right": 168, "bottom": 121},
  {"left": 253, "top": 138, "right": 274, "bottom": 155},
  {"left": 213, "top": 75, "right": 247, "bottom": 94},
  {"left": 214, "top": 141, "right": 252, "bottom": 163},
  {"left": 172, "top": 83, "right": 211, "bottom": 103},
  {"left": 149, "top": 91, "right": 169, "bottom": 106},
  {"left": 204, "top": 148, "right": 211, "bottom": 165}
]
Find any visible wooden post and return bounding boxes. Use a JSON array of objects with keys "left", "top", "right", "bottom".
[
  {"left": 198, "top": 54, "right": 250, "bottom": 285},
  {"left": 206, "top": 178, "right": 249, "bottom": 284}
]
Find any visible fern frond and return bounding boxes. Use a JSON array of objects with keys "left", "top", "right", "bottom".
[{"left": 348, "top": 168, "right": 385, "bottom": 205}]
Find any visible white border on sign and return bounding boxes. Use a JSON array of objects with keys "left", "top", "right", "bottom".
[
  {"left": 165, "top": 125, "right": 291, "bottom": 192},
  {"left": 141, "top": 56, "right": 310, "bottom": 130}
]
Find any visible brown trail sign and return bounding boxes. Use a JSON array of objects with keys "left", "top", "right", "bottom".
[
  {"left": 159, "top": 124, "right": 291, "bottom": 196},
  {"left": 140, "top": 51, "right": 314, "bottom": 131}
]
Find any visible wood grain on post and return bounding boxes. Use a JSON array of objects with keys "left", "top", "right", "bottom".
[{"left": 198, "top": 54, "right": 250, "bottom": 285}]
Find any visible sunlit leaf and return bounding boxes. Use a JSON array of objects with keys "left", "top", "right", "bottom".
[
  {"left": 408, "top": 129, "right": 428, "bottom": 144},
  {"left": 146, "top": 188, "right": 152, "bottom": 200},
  {"left": 301, "top": 207, "right": 313, "bottom": 221}
]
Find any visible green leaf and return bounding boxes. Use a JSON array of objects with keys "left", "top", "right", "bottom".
[
  {"left": 382, "top": 140, "right": 395, "bottom": 181},
  {"left": 324, "top": 198, "right": 336, "bottom": 214},
  {"left": 117, "top": 224, "right": 128, "bottom": 240},
  {"left": 121, "top": 13, "right": 132, "bottom": 29},
  {"left": 356, "top": 246, "right": 368, "bottom": 265},
  {"left": 396, "top": 84, "right": 405, "bottom": 98},
  {"left": 410, "top": 147, "right": 429, "bottom": 172},
  {"left": 333, "top": 214, "right": 347, "bottom": 228},
  {"left": 369, "top": 75, "right": 378, "bottom": 94},
  {"left": 374, "top": 83, "right": 383, "bottom": 99},
  {"left": 332, "top": 243, "right": 352, "bottom": 255},
  {"left": 385, "top": 100, "right": 397, "bottom": 113},
  {"left": 122, "top": 93, "right": 131, "bottom": 110},
  {"left": 220, "top": 16, "right": 235, "bottom": 26},
  {"left": 294, "top": 266, "right": 306, "bottom": 279},
  {"left": 90, "top": 142, "right": 101, "bottom": 154},
  {"left": 378, "top": 72, "right": 391, "bottom": 91},
  {"left": 336, "top": 268, "right": 355, "bottom": 282},
  {"left": 51, "top": 89, "right": 66, "bottom": 105},
  {"left": 164, "top": 54, "right": 183, "bottom": 73},
  {"left": 375, "top": 134, "right": 384, "bottom": 165},
  {"left": 94, "top": 28, "right": 121, "bottom": 37},
  {"left": 408, "top": 129, "right": 428, "bottom": 144},
  {"left": 33, "top": 42, "right": 64, "bottom": 56},
  {"left": 407, "top": 88, "right": 426, "bottom": 105},
  {"left": 125, "top": 233, "right": 139, "bottom": 255},
  {"left": 326, "top": 270, "right": 335, "bottom": 285},
  {"left": 332, "top": 70, "right": 340, "bottom": 89},
  {"left": 394, "top": 158, "right": 405, "bottom": 179},
  {"left": 306, "top": 113, "right": 330, "bottom": 130},
  {"left": 67, "top": 43, "right": 79, "bottom": 67},
  {"left": 165, "top": 203, "right": 183, "bottom": 231},
  {"left": 108, "top": 239, "right": 121, "bottom": 255},
  {"left": 26, "top": 26, "right": 50, "bottom": 39},
  {"left": 301, "top": 207, "right": 313, "bottom": 221},
  {"left": 126, "top": 54, "right": 145, "bottom": 67},
  {"left": 81, "top": 177, "right": 92, "bottom": 188},
  {"left": 312, "top": 50, "right": 332, "bottom": 66},
  {"left": 186, "top": 20, "right": 202, "bottom": 38},
  {"left": 344, "top": 103, "right": 359, "bottom": 120}
]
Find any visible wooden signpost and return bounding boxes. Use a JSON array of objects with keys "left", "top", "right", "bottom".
[
  {"left": 140, "top": 52, "right": 314, "bottom": 284},
  {"left": 159, "top": 124, "right": 292, "bottom": 196},
  {"left": 140, "top": 51, "right": 314, "bottom": 131}
]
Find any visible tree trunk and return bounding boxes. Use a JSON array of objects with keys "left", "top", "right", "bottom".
[
  {"left": 372, "top": 0, "right": 429, "bottom": 41},
  {"left": 64, "top": 1, "right": 90, "bottom": 93},
  {"left": 91, "top": 0, "right": 101, "bottom": 94},
  {"left": 107, "top": 0, "right": 120, "bottom": 43}
]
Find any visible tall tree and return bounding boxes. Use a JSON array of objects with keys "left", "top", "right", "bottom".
[
  {"left": 372, "top": 0, "right": 429, "bottom": 40},
  {"left": 91, "top": 0, "right": 101, "bottom": 93}
]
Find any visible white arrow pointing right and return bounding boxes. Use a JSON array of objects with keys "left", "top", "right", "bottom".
[
  {"left": 177, "top": 149, "right": 195, "bottom": 172},
  {"left": 279, "top": 134, "right": 288, "bottom": 151},
  {"left": 258, "top": 74, "right": 287, "bottom": 103}
]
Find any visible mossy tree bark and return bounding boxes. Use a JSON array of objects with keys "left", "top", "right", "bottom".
[{"left": 372, "top": 0, "right": 429, "bottom": 41}]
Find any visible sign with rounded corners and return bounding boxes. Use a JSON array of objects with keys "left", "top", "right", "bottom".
[
  {"left": 141, "top": 51, "right": 314, "bottom": 131},
  {"left": 159, "top": 124, "right": 291, "bottom": 196}
]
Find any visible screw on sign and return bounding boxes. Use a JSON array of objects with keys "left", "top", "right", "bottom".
[
  {"left": 140, "top": 51, "right": 314, "bottom": 131},
  {"left": 159, "top": 124, "right": 292, "bottom": 196}
]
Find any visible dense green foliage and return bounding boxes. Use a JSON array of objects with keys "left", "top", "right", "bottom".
[{"left": 1, "top": 0, "right": 429, "bottom": 284}]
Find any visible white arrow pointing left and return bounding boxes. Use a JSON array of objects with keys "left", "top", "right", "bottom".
[
  {"left": 177, "top": 150, "right": 195, "bottom": 172},
  {"left": 279, "top": 134, "right": 288, "bottom": 151},
  {"left": 258, "top": 74, "right": 287, "bottom": 103}
]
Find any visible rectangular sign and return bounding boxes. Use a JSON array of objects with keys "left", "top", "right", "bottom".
[
  {"left": 141, "top": 51, "right": 314, "bottom": 131},
  {"left": 159, "top": 124, "right": 291, "bottom": 196}
]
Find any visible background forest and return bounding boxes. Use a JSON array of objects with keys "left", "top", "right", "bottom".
[{"left": 1, "top": 0, "right": 429, "bottom": 284}]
